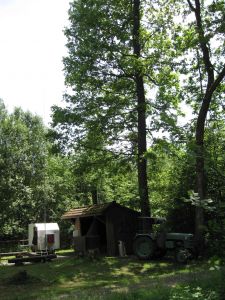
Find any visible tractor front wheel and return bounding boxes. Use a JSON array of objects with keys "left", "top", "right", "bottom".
[
  {"left": 175, "top": 248, "right": 189, "bottom": 264},
  {"left": 133, "top": 236, "right": 156, "bottom": 260}
]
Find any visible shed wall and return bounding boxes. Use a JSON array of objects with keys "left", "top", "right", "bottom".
[{"left": 105, "top": 206, "right": 139, "bottom": 255}]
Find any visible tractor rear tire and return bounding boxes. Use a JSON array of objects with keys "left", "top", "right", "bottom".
[{"left": 133, "top": 236, "right": 156, "bottom": 260}]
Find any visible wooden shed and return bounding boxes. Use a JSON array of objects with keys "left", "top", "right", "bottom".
[{"left": 62, "top": 201, "right": 140, "bottom": 256}]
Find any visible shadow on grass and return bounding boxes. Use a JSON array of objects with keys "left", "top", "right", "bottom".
[{"left": 0, "top": 254, "right": 213, "bottom": 300}]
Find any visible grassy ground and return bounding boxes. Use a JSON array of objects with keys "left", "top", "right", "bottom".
[{"left": 0, "top": 250, "right": 223, "bottom": 300}]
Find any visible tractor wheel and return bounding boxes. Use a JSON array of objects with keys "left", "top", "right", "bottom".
[
  {"left": 133, "top": 236, "right": 156, "bottom": 260},
  {"left": 175, "top": 248, "right": 189, "bottom": 264}
]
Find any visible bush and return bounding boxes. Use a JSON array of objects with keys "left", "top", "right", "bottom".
[{"left": 169, "top": 286, "right": 219, "bottom": 300}]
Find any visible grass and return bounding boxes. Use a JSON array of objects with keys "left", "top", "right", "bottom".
[{"left": 0, "top": 251, "right": 223, "bottom": 300}]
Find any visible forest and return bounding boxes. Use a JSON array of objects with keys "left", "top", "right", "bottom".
[
  {"left": 1, "top": 0, "right": 225, "bottom": 255},
  {"left": 0, "top": 0, "right": 225, "bottom": 300}
]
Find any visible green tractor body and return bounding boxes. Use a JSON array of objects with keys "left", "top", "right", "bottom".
[{"left": 133, "top": 217, "right": 196, "bottom": 263}]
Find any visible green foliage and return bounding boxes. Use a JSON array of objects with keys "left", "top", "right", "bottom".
[
  {"left": 0, "top": 103, "right": 77, "bottom": 239},
  {"left": 52, "top": 0, "right": 182, "bottom": 155},
  {"left": 183, "top": 191, "right": 215, "bottom": 212},
  {"left": 52, "top": 0, "right": 136, "bottom": 152},
  {"left": 206, "top": 216, "right": 225, "bottom": 257},
  {"left": 0, "top": 107, "right": 48, "bottom": 236},
  {"left": 66, "top": 144, "right": 139, "bottom": 209},
  {"left": 170, "top": 286, "right": 218, "bottom": 300}
]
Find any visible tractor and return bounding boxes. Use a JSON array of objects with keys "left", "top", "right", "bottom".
[{"left": 133, "top": 217, "right": 197, "bottom": 263}]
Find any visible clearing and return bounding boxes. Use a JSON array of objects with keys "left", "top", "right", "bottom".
[{"left": 0, "top": 250, "right": 223, "bottom": 300}]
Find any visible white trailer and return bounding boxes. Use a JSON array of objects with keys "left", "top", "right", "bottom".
[{"left": 28, "top": 223, "right": 60, "bottom": 251}]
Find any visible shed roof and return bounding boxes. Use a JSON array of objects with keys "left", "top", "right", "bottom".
[
  {"left": 62, "top": 202, "right": 114, "bottom": 219},
  {"left": 62, "top": 201, "right": 140, "bottom": 220}
]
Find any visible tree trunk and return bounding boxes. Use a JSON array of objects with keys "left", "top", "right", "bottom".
[
  {"left": 132, "top": 0, "right": 150, "bottom": 217},
  {"left": 195, "top": 105, "right": 208, "bottom": 251},
  {"left": 91, "top": 188, "right": 98, "bottom": 205}
]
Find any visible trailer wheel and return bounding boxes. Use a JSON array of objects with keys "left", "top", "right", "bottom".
[{"left": 133, "top": 236, "right": 155, "bottom": 260}]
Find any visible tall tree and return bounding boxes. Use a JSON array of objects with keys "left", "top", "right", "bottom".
[
  {"left": 52, "top": 0, "right": 149, "bottom": 214},
  {"left": 52, "top": 0, "right": 179, "bottom": 215},
  {"left": 132, "top": 0, "right": 149, "bottom": 215},
  {"left": 185, "top": 0, "right": 225, "bottom": 248}
]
